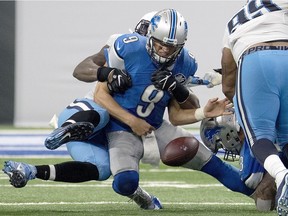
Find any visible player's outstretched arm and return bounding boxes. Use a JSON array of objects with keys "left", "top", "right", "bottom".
[{"left": 168, "top": 97, "right": 232, "bottom": 126}]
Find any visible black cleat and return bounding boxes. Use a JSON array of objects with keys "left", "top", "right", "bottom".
[{"left": 45, "top": 122, "right": 94, "bottom": 150}]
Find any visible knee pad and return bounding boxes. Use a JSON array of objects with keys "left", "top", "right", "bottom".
[{"left": 112, "top": 171, "right": 139, "bottom": 196}]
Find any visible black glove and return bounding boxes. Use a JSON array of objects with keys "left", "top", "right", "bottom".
[
  {"left": 151, "top": 70, "right": 177, "bottom": 91},
  {"left": 151, "top": 69, "right": 189, "bottom": 103},
  {"left": 107, "top": 69, "right": 132, "bottom": 93},
  {"left": 97, "top": 66, "right": 132, "bottom": 94}
]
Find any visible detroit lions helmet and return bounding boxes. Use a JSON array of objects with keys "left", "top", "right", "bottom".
[
  {"left": 146, "top": 9, "right": 188, "bottom": 66},
  {"left": 134, "top": 11, "right": 157, "bottom": 36},
  {"left": 200, "top": 114, "right": 242, "bottom": 155}
]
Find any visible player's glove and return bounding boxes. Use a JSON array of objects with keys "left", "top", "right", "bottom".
[
  {"left": 203, "top": 71, "right": 222, "bottom": 88},
  {"left": 97, "top": 66, "right": 132, "bottom": 93},
  {"left": 151, "top": 70, "right": 177, "bottom": 91},
  {"left": 151, "top": 69, "right": 189, "bottom": 103}
]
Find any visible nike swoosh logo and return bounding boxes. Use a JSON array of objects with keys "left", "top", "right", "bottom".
[
  {"left": 118, "top": 75, "right": 122, "bottom": 84},
  {"left": 60, "top": 132, "right": 71, "bottom": 142},
  {"left": 116, "top": 42, "right": 121, "bottom": 51}
]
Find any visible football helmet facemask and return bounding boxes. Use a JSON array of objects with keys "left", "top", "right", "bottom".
[{"left": 134, "top": 11, "right": 157, "bottom": 36}]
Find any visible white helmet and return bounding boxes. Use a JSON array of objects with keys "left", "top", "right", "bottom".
[
  {"left": 134, "top": 11, "right": 158, "bottom": 36},
  {"left": 146, "top": 9, "right": 188, "bottom": 66},
  {"left": 200, "top": 114, "right": 242, "bottom": 155}
]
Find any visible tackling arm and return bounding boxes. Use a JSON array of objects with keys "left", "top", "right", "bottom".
[
  {"left": 94, "top": 82, "right": 155, "bottom": 136},
  {"left": 221, "top": 47, "right": 237, "bottom": 102},
  {"left": 73, "top": 45, "right": 109, "bottom": 82},
  {"left": 178, "top": 90, "right": 200, "bottom": 109}
]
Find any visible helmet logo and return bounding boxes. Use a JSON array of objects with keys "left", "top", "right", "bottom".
[
  {"left": 151, "top": 15, "right": 161, "bottom": 31},
  {"left": 204, "top": 127, "right": 222, "bottom": 142}
]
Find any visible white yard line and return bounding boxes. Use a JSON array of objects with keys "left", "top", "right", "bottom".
[{"left": 0, "top": 201, "right": 253, "bottom": 206}]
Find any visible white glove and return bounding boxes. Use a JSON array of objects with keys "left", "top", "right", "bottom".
[{"left": 203, "top": 71, "right": 222, "bottom": 88}]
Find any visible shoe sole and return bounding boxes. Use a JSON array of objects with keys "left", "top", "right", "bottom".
[
  {"left": 278, "top": 175, "right": 288, "bottom": 216},
  {"left": 45, "top": 122, "right": 94, "bottom": 150},
  {"left": 9, "top": 170, "right": 28, "bottom": 188}
]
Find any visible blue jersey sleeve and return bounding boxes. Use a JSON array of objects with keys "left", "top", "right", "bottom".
[{"left": 172, "top": 48, "right": 198, "bottom": 83}]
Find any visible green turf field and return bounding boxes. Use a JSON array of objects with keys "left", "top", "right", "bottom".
[{"left": 0, "top": 158, "right": 275, "bottom": 216}]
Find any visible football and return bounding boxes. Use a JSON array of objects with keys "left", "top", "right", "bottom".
[{"left": 161, "top": 137, "right": 199, "bottom": 166}]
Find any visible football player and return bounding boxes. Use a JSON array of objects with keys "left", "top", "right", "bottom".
[
  {"left": 221, "top": 0, "right": 288, "bottom": 214},
  {"left": 93, "top": 8, "right": 256, "bottom": 210},
  {"left": 2, "top": 11, "right": 163, "bottom": 210},
  {"left": 200, "top": 114, "right": 277, "bottom": 211}
]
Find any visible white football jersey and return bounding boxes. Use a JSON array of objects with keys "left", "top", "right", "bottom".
[
  {"left": 223, "top": 0, "right": 288, "bottom": 62},
  {"left": 84, "top": 34, "right": 122, "bottom": 100}
]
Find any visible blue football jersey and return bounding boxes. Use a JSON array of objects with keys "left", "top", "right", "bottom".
[{"left": 105, "top": 33, "right": 197, "bottom": 132}]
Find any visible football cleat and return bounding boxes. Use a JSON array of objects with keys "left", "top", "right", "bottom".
[
  {"left": 45, "top": 122, "right": 94, "bottom": 150},
  {"left": 276, "top": 173, "right": 288, "bottom": 216},
  {"left": 129, "top": 187, "right": 163, "bottom": 210},
  {"left": 150, "top": 196, "right": 163, "bottom": 210},
  {"left": 3, "top": 161, "right": 36, "bottom": 188}
]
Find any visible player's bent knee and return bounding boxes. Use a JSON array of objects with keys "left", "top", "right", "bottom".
[
  {"left": 97, "top": 164, "right": 111, "bottom": 181},
  {"left": 113, "top": 170, "right": 139, "bottom": 196}
]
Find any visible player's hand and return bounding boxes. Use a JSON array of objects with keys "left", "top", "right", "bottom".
[
  {"left": 128, "top": 116, "right": 155, "bottom": 136},
  {"left": 203, "top": 71, "right": 222, "bottom": 88},
  {"left": 204, "top": 98, "right": 233, "bottom": 118},
  {"left": 151, "top": 70, "right": 177, "bottom": 91},
  {"left": 107, "top": 69, "right": 132, "bottom": 94}
]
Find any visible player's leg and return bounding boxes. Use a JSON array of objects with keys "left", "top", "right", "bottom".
[
  {"left": 3, "top": 135, "right": 111, "bottom": 187},
  {"left": 155, "top": 120, "right": 254, "bottom": 196},
  {"left": 239, "top": 139, "right": 276, "bottom": 211},
  {"left": 3, "top": 98, "right": 111, "bottom": 187},
  {"left": 235, "top": 53, "right": 288, "bottom": 214},
  {"left": 45, "top": 98, "right": 109, "bottom": 150},
  {"left": 108, "top": 131, "right": 162, "bottom": 210},
  {"left": 274, "top": 70, "right": 288, "bottom": 214},
  {"left": 3, "top": 160, "right": 99, "bottom": 188}
]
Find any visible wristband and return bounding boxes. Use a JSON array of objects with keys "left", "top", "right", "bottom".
[
  {"left": 97, "top": 66, "right": 114, "bottom": 82},
  {"left": 171, "top": 82, "right": 190, "bottom": 103},
  {"left": 194, "top": 107, "right": 206, "bottom": 121}
]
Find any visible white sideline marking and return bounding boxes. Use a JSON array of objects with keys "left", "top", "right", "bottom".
[
  {"left": 0, "top": 183, "right": 224, "bottom": 188},
  {"left": 0, "top": 201, "right": 253, "bottom": 206}
]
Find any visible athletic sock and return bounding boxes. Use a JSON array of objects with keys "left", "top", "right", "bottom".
[
  {"left": 36, "top": 161, "right": 99, "bottom": 182},
  {"left": 264, "top": 154, "right": 288, "bottom": 187}
]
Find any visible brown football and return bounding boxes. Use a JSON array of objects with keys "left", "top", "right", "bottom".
[{"left": 161, "top": 137, "right": 199, "bottom": 166}]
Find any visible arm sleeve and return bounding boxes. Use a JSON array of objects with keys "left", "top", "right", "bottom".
[{"left": 104, "top": 37, "right": 125, "bottom": 70}]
